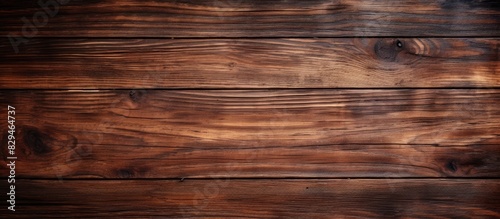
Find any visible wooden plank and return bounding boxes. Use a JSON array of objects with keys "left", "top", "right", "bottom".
[
  {"left": 0, "top": 89, "right": 498, "bottom": 178},
  {"left": 4, "top": 143, "right": 499, "bottom": 179},
  {"left": 0, "top": 179, "right": 498, "bottom": 218},
  {"left": 1, "top": 0, "right": 499, "bottom": 38},
  {"left": 0, "top": 38, "right": 499, "bottom": 89}
]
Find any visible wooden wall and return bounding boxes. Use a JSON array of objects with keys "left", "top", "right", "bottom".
[{"left": 0, "top": 0, "right": 499, "bottom": 218}]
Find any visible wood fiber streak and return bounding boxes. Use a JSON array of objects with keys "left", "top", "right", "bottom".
[
  {"left": 0, "top": 38, "right": 499, "bottom": 88},
  {"left": 1, "top": 0, "right": 499, "bottom": 38},
  {"left": 0, "top": 90, "right": 498, "bottom": 178},
  {"left": 0, "top": 179, "right": 498, "bottom": 218}
]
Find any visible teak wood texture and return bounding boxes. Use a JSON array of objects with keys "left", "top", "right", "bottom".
[{"left": 0, "top": 0, "right": 499, "bottom": 218}]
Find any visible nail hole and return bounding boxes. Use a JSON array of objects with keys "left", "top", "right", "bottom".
[{"left": 396, "top": 40, "right": 403, "bottom": 48}]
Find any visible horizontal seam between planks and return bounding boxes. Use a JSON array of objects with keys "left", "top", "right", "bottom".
[
  {"left": 8, "top": 36, "right": 500, "bottom": 39},
  {"left": 1, "top": 88, "right": 500, "bottom": 91},
  {"left": 15, "top": 177, "right": 500, "bottom": 181}
]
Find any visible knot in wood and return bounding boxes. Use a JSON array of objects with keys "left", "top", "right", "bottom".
[
  {"left": 23, "top": 127, "right": 52, "bottom": 155},
  {"left": 374, "top": 39, "right": 404, "bottom": 62}
]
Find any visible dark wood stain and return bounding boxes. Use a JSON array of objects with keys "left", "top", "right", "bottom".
[
  {"left": 0, "top": 0, "right": 498, "bottom": 218},
  {"left": 440, "top": 0, "right": 500, "bottom": 10},
  {"left": 1, "top": 0, "right": 499, "bottom": 37},
  {"left": 0, "top": 90, "right": 498, "bottom": 179},
  {"left": 0, "top": 38, "right": 498, "bottom": 89},
  {"left": 0, "top": 179, "right": 496, "bottom": 218}
]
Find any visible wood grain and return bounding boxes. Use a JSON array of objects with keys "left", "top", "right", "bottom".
[
  {"left": 1, "top": 89, "right": 498, "bottom": 178},
  {"left": 1, "top": 0, "right": 499, "bottom": 38},
  {"left": 1, "top": 0, "right": 498, "bottom": 217},
  {"left": 0, "top": 179, "right": 498, "bottom": 218},
  {"left": 1, "top": 38, "right": 499, "bottom": 89}
]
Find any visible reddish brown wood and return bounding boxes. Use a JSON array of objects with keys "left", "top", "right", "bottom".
[
  {"left": 0, "top": 1, "right": 498, "bottom": 218},
  {"left": 0, "top": 89, "right": 498, "bottom": 179},
  {"left": 0, "top": 38, "right": 498, "bottom": 89},
  {"left": 0, "top": 179, "right": 497, "bottom": 218},
  {"left": 1, "top": 0, "right": 499, "bottom": 38}
]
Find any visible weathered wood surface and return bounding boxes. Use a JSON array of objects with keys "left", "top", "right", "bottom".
[
  {"left": 0, "top": 179, "right": 498, "bottom": 218},
  {"left": 3, "top": 143, "right": 499, "bottom": 179},
  {"left": 1, "top": 0, "right": 499, "bottom": 38},
  {"left": 1, "top": 38, "right": 499, "bottom": 89},
  {"left": 1, "top": 1, "right": 499, "bottom": 217},
  {"left": 1, "top": 89, "right": 498, "bottom": 178}
]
